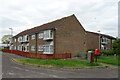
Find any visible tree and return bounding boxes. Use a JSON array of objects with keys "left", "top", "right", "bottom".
[
  {"left": 113, "top": 39, "right": 120, "bottom": 55},
  {"left": 1, "top": 35, "right": 13, "bottom": 44}
]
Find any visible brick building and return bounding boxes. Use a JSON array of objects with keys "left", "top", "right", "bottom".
[
  {"left": 86, "top": 31, "right": 116, "bottom": 51},
  {"left": 10, "top": 14, "right": 116, "bottom": 57}
]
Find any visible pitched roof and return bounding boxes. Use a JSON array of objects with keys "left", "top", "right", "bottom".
[
  {"left": 14, "top": 14, "right": 76, "bottom": 37},
  {"left": 86, "top": 31, "right": 116, "bottom": 39}
]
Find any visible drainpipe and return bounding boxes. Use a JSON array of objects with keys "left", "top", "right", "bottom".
[
  {"left": 35, "top": 33, "right": 38, "bottom": 56},
  {"left": 98, "top": 30, "right": 101, "bottom": 50},
  {"left": 53, "top": 28, "right": 57, "bottom": 54}
]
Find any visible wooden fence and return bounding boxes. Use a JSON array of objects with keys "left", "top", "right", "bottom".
[{"left": 2, "top": 50, "right": 71, "bottom": 59}]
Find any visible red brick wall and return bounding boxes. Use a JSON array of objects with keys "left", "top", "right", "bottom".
[
  {"left": 54, "top": 15, "right": 86, "bottom": 57},
  {"left": 86, "top": 32, "right": 99, "bottom": 51}
]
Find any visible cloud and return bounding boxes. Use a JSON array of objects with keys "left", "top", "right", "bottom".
[{"left": 0, "top": 0, "right": 119, "bottom": 43}]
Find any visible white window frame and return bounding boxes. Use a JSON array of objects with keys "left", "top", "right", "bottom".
[
  {"left": 38, "top": 45, "right": 44, "bottom": 51},
  {"left": 24, "top": 43, "right": 29, "bottom": 52},
  {"left": 18, "top": 36, "right": 23, "bottom": 42},
  {"left": 31, "top": 46, "right": 35, "bottom": 51},
  {"left": 101, "top": 37, "right": 108, "bottom": 44},
  {"left": 31, "top": 35, "right": 35, "bottom": 40},
  {"left": 14, "top": 38, "right": 16, "bottom": 42},
  {"left": 43, "top": 30, "right": 53, "bottom": 40},
  {"left": 18, "top": 45, "right": 22, "bottom": 51},
  {"left": 43, "top": 44, "right": 53, "bottom": 54},
  {"left": 14, "top": 46, "right": 16, "bottom": 50},
  {"left": 10, "top": 45, "right": 13, "bottom": 50},
  {"left": 38, "top": 32, "right": 44, "bottom": 39},
  {"left": 23, "top": 35, "right": 29, "bottom": 42}
]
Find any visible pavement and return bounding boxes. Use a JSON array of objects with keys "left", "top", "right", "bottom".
[{"left": 1, "top": 52, "right": 119, "bottom": 78}]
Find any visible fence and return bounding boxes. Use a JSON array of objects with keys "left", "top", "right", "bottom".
[{"left": 2, "top": 50, "right": 71, "bottom": 59}]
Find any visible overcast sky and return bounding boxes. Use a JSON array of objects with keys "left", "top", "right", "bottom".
[{"left": 0, "top": 0, "right": 119, "bottom": 43}]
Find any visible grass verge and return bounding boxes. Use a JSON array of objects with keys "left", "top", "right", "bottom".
[
  {"left": 15, "top": 59, "right": 100, "bottom": 68},
  {"left": 97, "top": 56, "right": 119, "bottom": 66}
]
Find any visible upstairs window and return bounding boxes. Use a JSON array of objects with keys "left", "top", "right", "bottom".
[
  {"left": 23, "top": 35, "right": 29, "bottom": 42},
  {"left": 43, "top": 30, "right": 53, "bottom": 40},
  {"left": 14, "top": 38, "right": 16, "bottom": 42},
  {"left": 31, "top": 35, "right": 35, "bottom": 40},
  {"left": 101, "top": 37, "right": 107, "bottom": 43},
  {"left": 38, "top": 32, "right": 44, "bottom": 39},
  {"left": 26, "top": 36, "right": 29, "bottom": 41},
  {"left": 18, "top": 36, "right": 22, "bottom": 42}
]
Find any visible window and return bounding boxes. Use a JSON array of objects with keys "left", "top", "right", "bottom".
[
  {"left": 27, "top": 36, "right": 29, "bottom": 41},
  {"left": 31, "top": 46, "right": 35, "bottom": 51},
  {"left": 14, "top": 38, "right": 16, "bottom": 42},
  {"left": 101, "top": 37, "right": 108, "bottom": 44},
  {"left": 9, "top": 38, "right": 13, "bottom": 43},
  {"left": 107, "top": 39, "right": 110, "bottom": 43},
  {"left": 38, "top": 45, "right": 44, "bottom": 51},
  {"left": 43, "top": 45, "right": 53, "bottom": 54},
  {"left": 22, "top": 46, "right": 26, "bottom": 51},
  {"left": 26, "top": 46, "right": 29, "bottom": 51},
  {"left": 101, "top": 45, "right": 104, "bottom": 50},
  {"left": 10, "top": 45, "right": 13, "bottom": 50},
  {"left": 43, "top": 30, "right": 53, "bottom": 40},
  {"left": 31, "top": 35, "right": 35, "bottom": 40},
  {"left": 39, "top": 32, "right": 44, "bottom": 38},
  {"left": 18, "top": 36, "right": 22, "bottom": 42},
  {"left": 18, "top": 45, "right": 22, "bottom": 51},
  {"left": 23, "top": 35, "right": 29, "bottom": 42},
  {"left": 14, "top": 46, "right": 16, "bottom": 50}
]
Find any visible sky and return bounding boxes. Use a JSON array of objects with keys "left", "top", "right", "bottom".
[{"left": 0, "top": 0, "right": 119, "bottom": 43}]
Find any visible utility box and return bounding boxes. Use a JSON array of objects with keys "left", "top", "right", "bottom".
[{"left": 87, "top": 51, "right": 94, "bottom": 63}]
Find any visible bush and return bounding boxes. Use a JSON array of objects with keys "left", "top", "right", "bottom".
[
  {"left": 87, "top": 49, "right": 95, "bottom": 51},
  {"left": 100, "top": 50, "right": 114, "bottom": 56},
  {"left": 74, "top": 54, "right": 81, "bottom": 57},
  {"left": 113, "top": 39, "right": 120, "bottom": 56}
]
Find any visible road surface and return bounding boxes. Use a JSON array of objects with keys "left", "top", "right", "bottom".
[{"left": 1, "top": 52, "right": 119, "bottom": 78}]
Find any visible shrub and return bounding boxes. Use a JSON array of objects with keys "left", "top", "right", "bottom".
[
  {"left": 113, "top": 39, "right": 120, "bottom": 56},
  {"left": 87, "top": 49, "right": 95, "bottom": 51},
  {"left": 100, "top": 50, "right": 114, "bottom": 56},
  {"left": 74, "top": 54, "right": 81, "bottom": 57}
]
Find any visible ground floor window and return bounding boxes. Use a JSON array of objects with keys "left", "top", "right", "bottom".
[
  {"left": 31, "top": 46, "right": 35, "bottom": 51},
  {"left": 43, "top": 45, "right": 53, "bottom": 54},
  {"left": 18, "top": 45, "right": 22, "bottom": 51},
  {"left": 38, "top": 45, "right": 44, "bottom": 51},
  {"left": 14, "top": 46, "right": 16, "bottom": 50},
  {"left": 26, "top": 46, "right": 29, "bottom": 52}
]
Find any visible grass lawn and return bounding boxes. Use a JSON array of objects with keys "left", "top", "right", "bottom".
[
  {"left": 97, "top": 56, "right": 119, "bottom": 66},
  {"left": 15, "top": 59, "right": 100, "bottom": 68}
]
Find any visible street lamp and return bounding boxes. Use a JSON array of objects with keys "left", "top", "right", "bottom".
[
  {"left": 9, "top": 28, "right": 13, "bottom": 36},
  {"left": 97, "top": 30, "right": 101, "bottom": 50},
  {"left": 9, "top": 28, "right": 13, "bottom": 50}
]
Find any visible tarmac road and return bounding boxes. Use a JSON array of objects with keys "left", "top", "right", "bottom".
[{"left": 1, "top": 52, "right": 119, "bottom": 78}]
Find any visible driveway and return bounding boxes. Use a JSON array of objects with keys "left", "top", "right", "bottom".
[{"left": 1, "top": 52, "right": 119, "bottom": 78}]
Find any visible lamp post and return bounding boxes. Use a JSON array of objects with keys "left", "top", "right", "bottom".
[
  {"left": 9, "top": 28, "right": 13, "bottom": 36},
  {"left": 97, "top": 30, "right": 101, "bottom": 50},
  {"left": 9, "top": 28, "right": 13, "bottom": 50}
]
